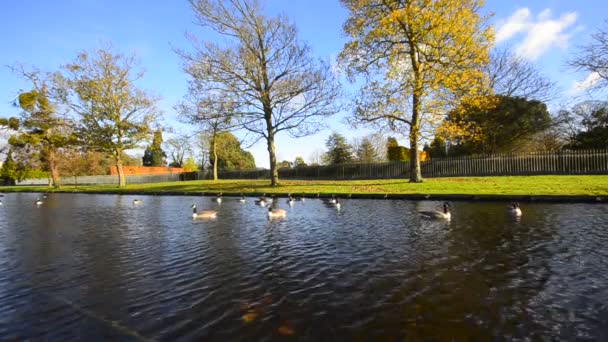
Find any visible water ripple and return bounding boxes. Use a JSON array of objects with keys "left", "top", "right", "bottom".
[{"left": 1, "top": 194, "right": 607, "bottom": 340}]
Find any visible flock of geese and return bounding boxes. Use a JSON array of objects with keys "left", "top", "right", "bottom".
[
  {"left": 184, "top": 193, "right": 523, "bottom": 221},
  {"left": 14, "top": 193, "right": 523, "bottom": 221}
]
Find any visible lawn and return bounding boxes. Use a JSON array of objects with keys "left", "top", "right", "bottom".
[{"left": 2, "top": 175, "right": 608, "bottom": 197}]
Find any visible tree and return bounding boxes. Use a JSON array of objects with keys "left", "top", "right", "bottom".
[
  {"left": 142, "top": 129, "right": 166, "bottom": 166},
  {"left": 209, "top": 132, "right": 256, "bottom": 171},
  {"left": 177, "top": 90, "right": 239, "bottom": 180},
  {"left": 339, "top": 0, "right": 493, "bottom": 182},
  {"left": 564, "top": 101, "right": 608, "bottom": 149},
  {"left": 63, "top": 48, "right": 159, "bottom": 187},
  {"left": 277, "top": 160, "right": 293, "bottom": 169},
  {"left": 444, "top": 95, "right": 552, "bottom": 154},
  {"left": 308, "top": 148, "right": 324, "bottom": 166},
  {"left": 324, "top": 132, "right": 354, "bottom": 165},
  {"left": 294, "top": 156, "right": 307, "bottom": 167},
  {"left": 486, "top": 47, "right": 556, "bottom": 102},
  {"left": 387, "top": 139, "right": 409, "bottom": 161},
  {"left": 1, "top": 149, "right": 20, "bottom": 185},
  {"left": 182, "top": 157, "right": 199, "bottom": 172},
  {"left": 568, "top": 20, "right": 608, "bottom": 92},
  {"left": 424, "top": 137, "right": 448, "bottom": 158},
  {"left": 178, "top": 0, "right": 341, "bottom": 186},
  {"left": 9, "top": 65, "right": 75, "bottom": 188},
  {"left": 165, "top": 134, "right": 193, "bottom": 168},
  {"left": 355, "top": 137, "right": 377, "bottom": 163}
]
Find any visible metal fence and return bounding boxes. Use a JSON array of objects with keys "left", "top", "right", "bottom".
[
  {"left": 17, "top": 172, "right": 186, "bottom": 186},
  {"left": 14, "top": 150, "right": 608, "bottom": 185},
  {"left": 218, "top": 149, "right": 608, "bottom": 180}
]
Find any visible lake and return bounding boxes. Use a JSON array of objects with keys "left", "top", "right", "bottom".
[{"left": 1, "top": 193, "right": 607, "bottom": 340}]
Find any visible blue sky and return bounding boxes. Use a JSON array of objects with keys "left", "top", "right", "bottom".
[{"left": 1, "top": 0, "right": 606, "bottom": 168}]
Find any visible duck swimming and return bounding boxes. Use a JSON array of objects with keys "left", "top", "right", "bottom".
[
  {"left": 507, "top": 202, "right": 522, "bottom": 216},
  {"left": 191, "top": 204, "right": 217, "bottom": 219},
  {"left": 419, "top": 203, "right": 451, "bottom": 221}
]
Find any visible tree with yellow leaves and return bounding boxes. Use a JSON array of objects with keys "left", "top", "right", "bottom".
[{"left": 339, "top": 0, "right": 493, "bottom": 182}]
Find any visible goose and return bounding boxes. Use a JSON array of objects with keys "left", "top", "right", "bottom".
[
  {"left": 255, "top": 194, "right": 268, "bottom": 206},
  {"left": 286, "top": 195, "right": 295, "bottom": 205},
  {"left": 333, "top": 198, "right": 341, "bottom": 210},
  {"left": 419, "top": 203, "right": 451, "bottom": 221},
  {"left": 239, "top": 194, "right": 247, "bottom": 203},
  {"left": 35, "top": 198, "right": 43, "bottom": 206},
  {"left": 324, "top": 195, "right": 337, "bottom": 204},
  {"left": 133, "top": 199, "right": 143, "bottom": 205},
  {"left": 507, "top": 202, "right": 522, "bottom": 216},
  {"left": 267, "top": 207, "right": 287, "bottom": 219},
  {"left": 191, "top": 204, "right": 217, "bottom": 219},
  {"left": 0, "top": 200, "right": 3, "bottom": 206},
  {"left": 214, "top": 193, "right": 223, "bottom": 204}
]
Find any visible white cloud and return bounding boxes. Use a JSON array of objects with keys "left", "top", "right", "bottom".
[
  {"left": 568, "top": 72, "right": 601, "bottom": 95},
  {"left": 495, "top": 8, "right": 531, "bottom": 43},
  {"left": 495, "top": 8, "right": 578, "bottom": 61}
]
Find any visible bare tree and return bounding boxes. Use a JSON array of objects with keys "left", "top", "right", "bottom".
[
  {"left": 164, "top": 134, "right": 192, "bottom": 168},
  {"left": 487, "top": 47, "right": 557, "bottom": 102},
  {"left": 177, "top": 91, "right": 241, "bottom": 180},
  {"left": 177, "top": 0, "right": 341, "bottom": 186},
  {"left": 568, "top": 20, "right": 608, "bottom": 91}
]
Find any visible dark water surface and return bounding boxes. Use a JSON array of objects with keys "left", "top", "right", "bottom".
[{"left": 1, "top": 193, "right": 608, "bottom": 341}]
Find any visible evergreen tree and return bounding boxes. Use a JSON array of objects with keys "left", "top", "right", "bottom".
[
  {"left": 356, "top": 137, "right": 377, "bottom": 163},
  {"left": 142, "top": 129, "right": 166, "bottom": 166},
  {"left": 324, "top": 132, "right": 354, "bottom": 165}
]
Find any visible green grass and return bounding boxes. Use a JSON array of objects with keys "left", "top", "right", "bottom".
[{"left": 2, "top": 175, "right": 608, "bottom": 197}]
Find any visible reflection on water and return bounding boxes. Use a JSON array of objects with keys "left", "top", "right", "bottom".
[{"left": 1, "top": 193, "right": 608, "bottom": 340}]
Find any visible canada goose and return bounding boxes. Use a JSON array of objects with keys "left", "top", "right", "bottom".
[
  {"left": 133, "top": 199, "right": 143, "bottom": 205},
  {"left": 191, "top": 204, "right": 217, "bottom": 219},
  {"left": 35, "top": 198, "right": 43, "bottom": 206},
  {"left": 507, "top": 202, "right": 522, "bottom": 216},
  {"left": 42, "top": 194, "right": 48, "bottom": 199},
  {"left": 255, "top": 194, "right": 268, "bottom": 206},
  {"left": 324, "top": 195, "right": 337, "bottom": 204},
  {"left": 419, "top": 203, "right": 451, "bottom": 220},
  {"left": 239, "top": 194, "right": 247, "bottom": 203},
  {"left": 214, "top": 193, "right": 223, "bottom": 204},
  {"left": 287, "top": 195, "right": 295, "bottom": 205},
  {"left": 333, "top": 198, "right": 341, "bottom": 210},
  {"left": 267, "top": 207, "right": 287, "bottom": 219}
]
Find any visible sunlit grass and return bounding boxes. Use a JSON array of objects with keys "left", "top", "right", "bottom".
[{"left": 2, "top": 175, "right": 608, "bottom": 196}]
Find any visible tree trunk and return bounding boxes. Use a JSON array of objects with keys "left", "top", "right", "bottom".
[
  {"left": 115, "top": 158, "right": 126, "bottom": 187},
  {"left": 212, "top": 135, "right": 218, "bottom": 181},
  {"left": 267, "top": 133, "right": 278, "bottom": 186},
  {"left": 48, "top": 149, "right": 61, "bottom": 189},
  {"left": 409, "top": 93, "right": 423, "bottom": 183}
]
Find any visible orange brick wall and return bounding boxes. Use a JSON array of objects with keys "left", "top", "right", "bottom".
[{"left": 109, "top": 166, "right": 184, "bottom": 175}]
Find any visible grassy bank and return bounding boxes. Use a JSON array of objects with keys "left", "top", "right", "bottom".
[{"left": 2, "top": 175, "right": 608, "bottom": 197}]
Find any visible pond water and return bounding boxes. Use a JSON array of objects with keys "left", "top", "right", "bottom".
[{"left": 1, "top": 193, "right": 607, "bottom": 340}]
